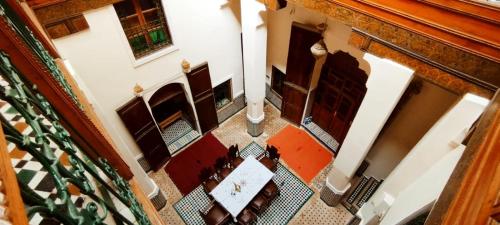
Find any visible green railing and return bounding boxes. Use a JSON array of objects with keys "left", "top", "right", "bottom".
[
  {"left": 0, "top": 1, "right": 80, "bottom": 107},
  {"left": 0, "top": 51, "right": 152, "bottom": 225},
  {"left": 0, "top": 1, "right": 153, "bottom": 224}
]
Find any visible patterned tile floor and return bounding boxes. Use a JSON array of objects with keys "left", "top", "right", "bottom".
[
  {"left": 161, "top": 119, "right": 200, "bottom": 155},
  {"left": 302, "top": 119, "right": 340, "bottom": 154},
  {"left": 174, "top": 143, "right": 314, "bottom": 225},
  {"left": 150, "top": 103, "right": 352, "bottom": 225}
]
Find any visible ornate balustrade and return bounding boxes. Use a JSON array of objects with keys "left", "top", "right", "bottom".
[{"left": 0, "top": 51, "right": 152, "bottom": 224}]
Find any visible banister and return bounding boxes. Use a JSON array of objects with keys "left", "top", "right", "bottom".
[{"left": 0, "top": 125, "right": 29, "bottom": 225}]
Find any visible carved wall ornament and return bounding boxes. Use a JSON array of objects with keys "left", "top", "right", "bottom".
[
  {"left": 133, "top": 83, "right": 144, "bottom": 96},
  {"left": 181, "top": 59, "right": 191, "bottom": 73}
]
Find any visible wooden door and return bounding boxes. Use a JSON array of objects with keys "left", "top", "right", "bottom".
[
  {"left": 311, "top": 51, "right": 367, "bottom": 145},
  {"left": 281, "top": 23, "right": 321, "bottom": 125},
  {"left": 117, "top": 97, "right": 170, "bottom": 171},
  {"left": 186, "top": 63, "right": 218, "bottom": 134}
]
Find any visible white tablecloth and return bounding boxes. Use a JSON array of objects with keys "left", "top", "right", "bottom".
[{"left": 210, "top": 155, "right": 274, "bottom": 217}]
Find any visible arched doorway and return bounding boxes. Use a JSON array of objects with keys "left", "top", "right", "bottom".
[
  {"left": 310, "top": 51, "right": 368, "bottom": 146},
  {"left": 148, "top": 83, "right": 199, "bottom": 155}
]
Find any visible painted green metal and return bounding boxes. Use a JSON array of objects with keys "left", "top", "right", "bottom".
[
  {"left": 0, "top": 1, "right": 81, "bottom": 107},
  {"left": 0, "top": 51, "right": 152, "bottom": 224}
]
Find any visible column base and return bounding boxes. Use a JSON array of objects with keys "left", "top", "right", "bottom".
[
  {"left": 149, "top": 187, "right": 167, "bottom": 211},
  {"left": 246, "top": 114, "right": 264, "bottom": 137}
]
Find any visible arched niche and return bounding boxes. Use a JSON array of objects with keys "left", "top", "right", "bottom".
[{"left": 147, "top": 83, "right": 196, "bottom": 131}]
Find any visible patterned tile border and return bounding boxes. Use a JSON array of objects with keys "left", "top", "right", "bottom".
[{"left": 173, "top": 142, "right": 314, "bottom": 225}]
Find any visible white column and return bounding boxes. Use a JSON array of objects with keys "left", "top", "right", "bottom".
[
  {"left": 241, "top": 0, "right": 267, "bottom": 136},
  {"left": 331, "top": 54, "right": 414, "bottom": 183}
]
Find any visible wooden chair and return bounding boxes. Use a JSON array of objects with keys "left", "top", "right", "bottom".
[
  {"left": 199, "top": 201, "right": 231, "bottom": 225},
  {"left": 228, "top": 144, "right": 244, "bottom": 167},
  {"left": 199, "top": 167, "right": 219, "bottom": 196},
  {"left": 259, "top": 145, "right": 280, "bottom": 172},
  {"left": 262, "top": 180, "right": 279, "bottom": 201},
  {"left": 215, "top": 157, "right": 232, "bottom": 179},
  {"left": 237, "top": 208, "right": 257, "bottom": 225},
  {"left": 250, "top": 192, "right": 270, "bottom": 214}
]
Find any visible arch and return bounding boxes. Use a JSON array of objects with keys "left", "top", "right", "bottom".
[{"left": 147, "top": 83, "right": 196, "bottom": 132}]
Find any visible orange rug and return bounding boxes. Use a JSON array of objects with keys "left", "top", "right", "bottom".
[{"left": 268, "top": 125, "right": 333, "bottom": 183}]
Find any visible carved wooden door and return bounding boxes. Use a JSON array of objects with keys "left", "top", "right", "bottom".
[{"left": 311, "top": 51, "right": 367, "bottom": 145}]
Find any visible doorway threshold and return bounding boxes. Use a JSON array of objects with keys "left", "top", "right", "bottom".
[
  {"left": 302, "top": 118, "right": 340, "bottom": 154},
  {"left": 161, "top": 119, "right": 201, "bottom": 155}
]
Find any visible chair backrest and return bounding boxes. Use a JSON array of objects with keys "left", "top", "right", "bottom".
[
  {"left": 199, "top": 167, "right": 213, "bottom": 182},
  {"left": 214, "top": 157, "right": 227, "bottom": 170},
  {"left": 268, "top": 145, "right": 280, "bottom": 160},
  {"left": 228, "top": 144, "right": 239, "bottom": 158}
]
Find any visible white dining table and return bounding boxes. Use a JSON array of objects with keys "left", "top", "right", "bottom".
[{"left": 210, "top": 155, "right": 275, "bottom": 218}]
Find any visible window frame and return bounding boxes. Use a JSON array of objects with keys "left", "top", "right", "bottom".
[{"left": 113, "top": 0, "right": 175, "bottom": 60}]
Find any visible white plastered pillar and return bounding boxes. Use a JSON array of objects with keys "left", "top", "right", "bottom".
[
  {"left": 241, "top": 0, "right": 267, "bottom": 136},
  {"left": 327, "top": 54, "right": 414, "bottom": 195}
]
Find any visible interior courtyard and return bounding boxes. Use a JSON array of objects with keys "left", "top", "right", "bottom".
[{"left": 0, "top": 0, "right": 499, "bottom": 225}]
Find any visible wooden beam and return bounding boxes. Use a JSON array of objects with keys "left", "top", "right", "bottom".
[
  {"left": 0, "top": 126, "right": 29, "bottom": 225},
  {"left": 293, "top": 0, "right": 500, "bottom": 63},
  {"left": 417, "top": 0, "right": 500, "bottom": 25},
  {"left": 357, "top": 0, "right": 500, "bottom": 48},
  {"left": 426, "top": 90, "right": 500, "bottom": 225},
  {"left": 129, "top": 178, "right": 167, "bottom": 225}
]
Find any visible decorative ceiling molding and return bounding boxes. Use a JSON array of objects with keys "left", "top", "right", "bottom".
[{"left": 289, "top": 0, "right": 500, "bottom": 88}]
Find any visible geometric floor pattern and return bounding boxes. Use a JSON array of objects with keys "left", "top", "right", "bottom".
[
  {"left": 302, "top": 118, "right": 340, "bottom": 154},
  {"left": 161, "top": 119, "right": 200, "bottom": 155},
  {"left": 0, "top": 101, "right": 86, "bottom": 225},
  {"left": 173, "top": 142, "right": 314, "bottom": 225},
  {"left": 151, "top": 104, "right": 353, "bottom": 225},
  {"left": 341, "top": 176, "right": 382, "bottom": 215}
]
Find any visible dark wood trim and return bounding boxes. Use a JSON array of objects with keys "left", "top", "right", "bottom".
[
  {"left": 426, "top": 90, "right": 500, "bottom": 225},
  {"left": 0, "top": 1, "right": 133, "bottom": 179},
  {"left": 352, "top": 28, "right": 498, "bottom": 91},
  {"left": 7, "top": 0, "right": 59, "bottom": 58}
]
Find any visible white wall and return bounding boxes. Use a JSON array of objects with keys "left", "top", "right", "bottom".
[
  {"left": 364, "top": 82, "right": 458, "bottom": 179},
  {"left": 380, "top": 145, "right": 465, "bottom": 225},
  {"left": 266, "top": 4, "right": 369, "bottom": 83},
  {"left": 371, "top": 94, "right": 489, "bottom": 205},
  {"left": 52, "top": 0, "right": 243, "bottom": 159}
]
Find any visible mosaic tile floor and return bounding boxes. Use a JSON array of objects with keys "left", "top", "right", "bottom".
[
  {"left": 302, "top": 118, "right": 340, "bottom": 154},
  {"left": 161, "top": 119, "right": 200, "bottom": 155},
  {"left": 174, "top": 143, "right": 313, "bottom": 225},
  {"left": 150, "top": 104, "right": 353, "bottom": 225}
]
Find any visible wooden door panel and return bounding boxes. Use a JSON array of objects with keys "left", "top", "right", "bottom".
[
  {"left": 186, "top": 63, "right": 219, "bottom": 134},
  {"left": 187, "top": 63, "right": 213, "bottom": 99},
  {"left": 117, "top": 99, "right": 156, "bottom": 138},
  {"left": 310, "top": 51, "right": 368, "bottom": 146},
  {"left": 285, "top": 23, "right": 321, "bottom": 89},
  {"left": 117, "top": 97, "right": 170, "bottom": 170},
  {"left": 194, "top": 93, "right": 218, "bottom": 134},
  {"left": 282, "top": 86, "right": 308, "bottom": 125},
  {"left": 281, "top": 23, "right": 321, "bottom": 124}
]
